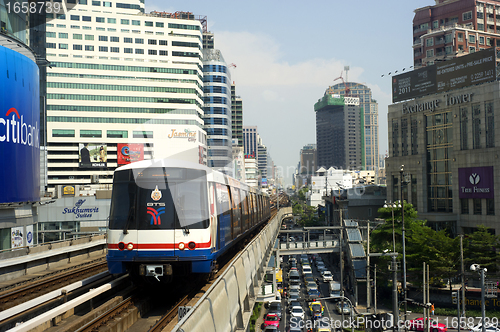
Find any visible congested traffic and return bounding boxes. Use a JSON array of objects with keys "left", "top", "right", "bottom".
[{"left": 261, "top": 251, "right": 349, "bottom": 332}]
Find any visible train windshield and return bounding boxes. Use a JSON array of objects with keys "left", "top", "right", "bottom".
[{"left": 109, "top": 167, "right": 209, "bottom": 230}]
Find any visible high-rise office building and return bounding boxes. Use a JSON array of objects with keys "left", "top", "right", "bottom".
[
  {"left": 231, "top": 84, "right": 243, "bottom": 148},
  {"left": 327, "top": 82, "right": 379, "bottom": 170},
  {"left": 202, "top": 48, "right": 233, "bottom": 175},
  {"left": 314, "top": 94, "right": 362, "bottom": 170},
  {"left": 45, "top": 2, "right": 206, "bottom": 188},
  {"left": 298, "top": 144, "right": 317, "bottom": 186},
  {"left": 257, "top": 136, "right": 267, "bottom": 180},
  {"left": 413, "top": 0, "right": 500, "bottom": 68},
  {"left": 243, "top": 126, "right": 258, "bottom": 158}
]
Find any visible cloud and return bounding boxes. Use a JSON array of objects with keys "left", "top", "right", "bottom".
[{"left": 216, "top": 31, "right": 364, "bottom": 88}]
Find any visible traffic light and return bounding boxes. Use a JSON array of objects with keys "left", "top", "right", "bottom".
[{"left": 452, "top": 291, "right": 458, "bottom": 304}]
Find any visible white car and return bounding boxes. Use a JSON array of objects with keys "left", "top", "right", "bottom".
[
  {"left": 469, "top": 323, "right": 500, "bottom": 332},
  {"left": 322, "top": 271, "right": 333, "bottom": 282},
  {"left": 290, "top": 306, "right": 305, "bottom": 320}
]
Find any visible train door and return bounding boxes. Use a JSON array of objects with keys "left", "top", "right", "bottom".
[
  {"left": 230, "top": 187, "right": 241, "bottom": 239},
  {"left": 136, "top": 181, "right": 177, "bottom": 258},
  {"left": 209, "top": 182, "right": 217, "bottom": 251},
  {"left": 216, "top": 183, "right": 231, "bottom": 249}
]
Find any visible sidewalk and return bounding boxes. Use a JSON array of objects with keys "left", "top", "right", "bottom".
[{"left": 255, "top": 302, "right": 267, "bottom": 332}]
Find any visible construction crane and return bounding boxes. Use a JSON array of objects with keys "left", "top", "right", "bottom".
[
  {"left": 333, "top": 71, "right": 350, "bottom": 96},
  {"left": 229, "top": 63, "right": 237, "bottom": 69},
  {"left": 329, "top": 73, "right": 366, "bottom": 97}
]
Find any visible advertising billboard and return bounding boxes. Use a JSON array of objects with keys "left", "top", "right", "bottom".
[
  {"left": 0, "top": 46, "right": 40, "bottom": 203},
  {"left": 117, "top": 143, "right": 144, "bottom": 165},
  {"left": 392, "top": 48, "right": 496, "bottom": 103},
  {"left": 392, "top": 66, "right": 437, "bottom": 103},
  {"left": 436, "top": 47, "right": 495, "bottom": 93},
  {"left": 458, "top": 166, "right": 494, "bottom": 199},
  {"left": 11, "top": 226, "right": 24, "bottom": 248},
  {"left": 79, "top": 143, "right": 107, "bottom": 168}
]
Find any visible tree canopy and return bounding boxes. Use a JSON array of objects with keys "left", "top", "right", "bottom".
[{"left": 370, "top": 202, "right": 499, "bottom": 288}]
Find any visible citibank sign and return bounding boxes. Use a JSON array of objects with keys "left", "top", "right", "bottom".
[
  {"left": 0, "top": 107, "right": 39, "bottom": 147},
  {"left": 401, "top": 93, "right": 474, "bottom": 114}
]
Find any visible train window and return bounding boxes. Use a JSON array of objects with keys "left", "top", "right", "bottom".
[
  {"left": 109, "top": 168, "right": 209, "bottom": 230},
  {"left": 109, "top": 181, "right": 136, "bottom": 229}
]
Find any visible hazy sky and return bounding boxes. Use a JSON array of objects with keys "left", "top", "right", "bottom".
[{"left": 147, "top": 0, "right": 432, "bottom": 185}]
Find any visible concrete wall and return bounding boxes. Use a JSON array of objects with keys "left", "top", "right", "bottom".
[{"left": 172, "top": 208, "right": 290, "bottom": 332}]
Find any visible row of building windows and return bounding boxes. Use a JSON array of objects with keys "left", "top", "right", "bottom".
[
  {"left": 203, "top": 86, "right": 228, "bottom": 94},
  {"left": 52, "top": 129, "right": 161, "bottom": 139},
  {"left": 47, "top": 33, "right": 183, "bottom": 47},
  {"left": 47, "top": 94, "right": 202, "bottom": 108},
  {"left": 203, "top": 76, "right": 228, "bottom": 84},
  {"left": 47, "top": 82, "right": 200, "bottom": 97},
  {"left": 48, "top": 116, "right": 203, "bottom": 127},
  {"left": 46, "top": 23, "right": 171, "bottom": 36},
  {"left": 203, "top": 107, "right": 229, "bottom": 115},
  {"left": 206, "top": 128, "right": 229, "bottom": 136},
  {"left": 48, "top": 105, "right": 201, "bottom": 117},
  {"left": 205, "top": 118, "right": 228, "bottom": 125},
  {"left": 51, "top": 61, "right": 202, "bottom": 77},
  {"left": 48, "top": 13, "right": 201, "bottom": 31},
  {"left": 207, "top": 150, "right": 230, "bottom": 157},
  {"left": 47, "top": 44, "right": 188, "bottom": 57},
  {"left": 47, "top": 72, "right": 202, "bottom": 89},
  {"left": 202, "top": 65, "right": 228, "bottom": 73},
  {"left": 203, "top": 97, "right": 228, "bottom": 105},
  {"left": 460, "top": 198, "right": 495, "bottom": 215},
  {"left": 207, "top": 138, "right": 230, "bottom": 146}
]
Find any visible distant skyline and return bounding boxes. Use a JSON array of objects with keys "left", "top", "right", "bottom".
[{"left": 147, "top": 0, "right": 432, "bottom": 185}]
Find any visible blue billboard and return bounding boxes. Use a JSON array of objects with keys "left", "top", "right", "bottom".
[{"left": 0, "top": 46, "right": 40, "bottom": 203}]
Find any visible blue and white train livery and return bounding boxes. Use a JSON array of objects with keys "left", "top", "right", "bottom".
[{"left": 106, "top": 159, "right": 271, "bottom": 283}]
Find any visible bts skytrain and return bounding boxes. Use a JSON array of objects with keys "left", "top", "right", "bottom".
[{"left": 106, "top": 159, "right": 271, "bottom": 283}]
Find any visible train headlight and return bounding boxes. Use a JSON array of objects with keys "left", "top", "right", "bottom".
[
  {"left": 178, "top": 242, "right": 185, "bottom": 250},
  {"left": 188, "top": 242, "right": 196, "bottom": 250},
  {"left": 118, "top": 242, "right": 125, "bottom": 250},
  {"left": 127, "top": 243, "right": 134, "bottom": 250}
]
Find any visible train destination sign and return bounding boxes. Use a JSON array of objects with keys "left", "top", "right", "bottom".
[{"left": 392, "top": 48, "right": 496, "bottom": 103}]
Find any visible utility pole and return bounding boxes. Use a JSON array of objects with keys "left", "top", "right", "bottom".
[
  {"left": 427, "top": 264, "right": 430, "bottom": 332},
  {"left": 374, "top": 264, "right": 377, "bottom": 314},
  {"left": 423, "top": 262, "right": 427, "bottom": 332},
  {"left": 460, "top": 235, "right": 465, "bottom": 318},
  {"left": 392, "top": 255, "right": 399, "bottom": 332},
  {"left": 400, "top": 165, "right": 407, "bottom": 328},
  {"left": 367, "top": 221, "right": 371, "bottom": 311},
  {"left": 340, "top": 206, "right": 345, "bottom": 323}
]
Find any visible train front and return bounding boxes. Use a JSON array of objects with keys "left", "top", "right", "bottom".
[{"left": 106, "top": 163, "right": 214, "bottom": 283}]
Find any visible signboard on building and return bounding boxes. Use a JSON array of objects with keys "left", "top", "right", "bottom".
[
  {"left": 0, "top": 46, "right": 40, "bottom": 204},
  {"left": 436, "top": 47, "right": 495, "bottom": 93},
  {"left": 26, "top": 225, "right": 34, "bottom": 246},
  {"left": 79, "top": 143, "right": 107, "bottom": 168},
  {"left": 62, "top": 185, "right": 75, "bottom": 196},
  {"left": 117, "top": 143, "right": 144, "bottom": 165},
  {"left": 11, "top": 226, "right": 24, "bottom": 248},
  {"left": 392, "top": 48, "right": 496, "bottom": 103},
  {"left": 458, "top": 166, "right": 494, "bottom": 199},
  {"left": 392, "top": 66, "right": 437, "bottom": 103}
]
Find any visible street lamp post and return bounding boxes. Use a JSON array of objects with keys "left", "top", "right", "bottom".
[
  {"left": 384, "top": 201, "right": 400, "bottom": 254},
  {"left": 470, "top": 264, "right": 487, "bottom": 332},
  {"left": 400, "top": 165, "right": 408, "bottom": 327}
]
